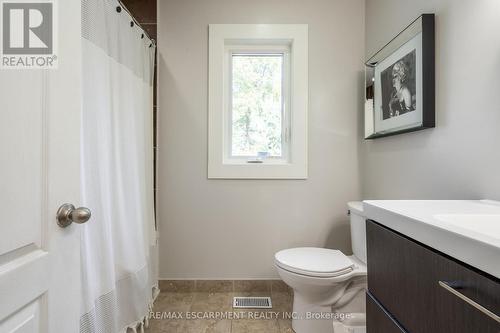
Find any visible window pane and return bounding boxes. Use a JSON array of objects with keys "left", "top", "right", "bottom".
[{"left": 231, "top": 54, "right": 283, "bottom": 157}]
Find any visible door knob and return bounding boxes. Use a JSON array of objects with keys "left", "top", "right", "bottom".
[{"left": 57, "top": 203, "right": 91, "bottom": 228}]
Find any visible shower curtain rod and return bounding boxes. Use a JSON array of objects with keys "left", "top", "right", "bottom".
[{"left": 117, "top": 0, "right": 156, "bottom": 47}]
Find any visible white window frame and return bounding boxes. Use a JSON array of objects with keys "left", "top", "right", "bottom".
[{"left": 208, "top": 24, "right": 308, "bottom": 179}]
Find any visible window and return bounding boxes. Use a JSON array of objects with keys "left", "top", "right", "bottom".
[
  {"left": 209, "top": 24, "right": 308, "bottom": 179},
  {"left": 230, "top": 50, "right": 289, "bottom": 161}
]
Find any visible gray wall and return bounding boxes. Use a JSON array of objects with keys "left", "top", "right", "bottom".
[
  {"left": 362, "top": 0, "right": 500, "bottom": 200},
  {"left": 157, "top": 0, "right": 365, "bottom": 279}
]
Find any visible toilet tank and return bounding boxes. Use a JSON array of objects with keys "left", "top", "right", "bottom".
[{"left": 348, "top": 202, "right": 367, "bottom": 264}]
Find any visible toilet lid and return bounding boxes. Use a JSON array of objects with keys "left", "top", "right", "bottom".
[{"left": 275, "top": 248, "right": 354, "bottom": 277}]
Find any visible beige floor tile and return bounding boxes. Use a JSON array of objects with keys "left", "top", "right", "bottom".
[
  {"left": 146, "top": 318, "right": 184, "bottom": 333},
  {"left": 233, "top": 280, "right": 271, "bottom": 292},
  {"left": 181, "top": 319, "right": 231, "bottom": 333},
  {"left": 231, "top": 319, "right": 280, "bottom": 333},
  {"left": 190, "top": 292, "right": 233, "bottom": 312},
  {"left": 196, "top": 280, "right": 233, "bottom": 293},
  {"left": 232, "top": 291, "right": 270, "bottom": 298},
  {"left": 146, "top": 285, "right": 294, "bottom": 333},
  {"left": 270, "top": 280, "right": 291, "bottom": 294},
  {"left": 154, "top": 292, "right": 195, "bottom": 313},
  {"left": 277, "top": 319, "right": 294, "bottom": 333},
  {"left": 271, "top": 292, "right": 293, "bottom": 315}
]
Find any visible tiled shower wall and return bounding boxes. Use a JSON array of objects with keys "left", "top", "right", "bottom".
[{"left": 121, "top": 0, "right": 158, "bottom": 216}]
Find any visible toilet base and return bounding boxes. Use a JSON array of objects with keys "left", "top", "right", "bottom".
[
  {"left": 332, "top": 313, "right": 367, "bottom": 333},
  {"left": 291, "top": 293, "right": 335, "bottom": 333}
]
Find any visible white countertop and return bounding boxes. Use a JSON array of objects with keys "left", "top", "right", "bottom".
[{"left": 363, "top": 200, "right": 500, "bottom": 279}]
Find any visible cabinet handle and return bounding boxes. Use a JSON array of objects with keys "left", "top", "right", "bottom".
[{"left": 438, "top": 281, "right": 500, "bottom": 323}]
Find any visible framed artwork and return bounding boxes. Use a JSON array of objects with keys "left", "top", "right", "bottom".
[{"left": 365, "top": 14, "right": 435, "bottom": 139}]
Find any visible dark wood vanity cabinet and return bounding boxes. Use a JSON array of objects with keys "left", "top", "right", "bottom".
[
  {"left": 366, "top": 220, "right": 500, "bottom": 333},
  {"left": 366, "top": 291, "right": 407, "bottom": 333}
]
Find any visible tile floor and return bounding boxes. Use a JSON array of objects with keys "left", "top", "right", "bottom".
[{"left": 145, "top": 280, "right": 294, "bottom": 333}]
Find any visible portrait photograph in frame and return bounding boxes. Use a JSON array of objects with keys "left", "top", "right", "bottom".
[{"left": 365, "top": 14, "right": 435, "bottom": 139}]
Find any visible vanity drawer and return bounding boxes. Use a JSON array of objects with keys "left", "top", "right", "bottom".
[
  {"left": 366, "top": 291, "right": 407, "bottom": 333},
  {"left": 367, "top": 220, "right": 500, "bottom": 333}
]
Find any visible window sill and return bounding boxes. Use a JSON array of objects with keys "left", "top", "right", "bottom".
[
  {"left": 223, "top": 159, "right": 290, "bottom": 166},
  {"left": 208, "top": 161, "right": 307, "bottom": 180}
]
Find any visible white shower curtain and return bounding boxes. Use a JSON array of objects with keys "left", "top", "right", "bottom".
[{"left": 80, "top": 0, "right": 157, "bottom": 332}]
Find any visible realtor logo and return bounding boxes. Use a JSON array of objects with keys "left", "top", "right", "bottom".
[{"left": 1, "top": 0, "right": 57, "bottom": 69}]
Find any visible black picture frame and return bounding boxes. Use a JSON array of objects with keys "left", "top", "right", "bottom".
[{"left": 364, "top": 14, "right": 435, "bottom": 139}]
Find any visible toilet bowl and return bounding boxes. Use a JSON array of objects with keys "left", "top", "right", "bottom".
[{"left": 274, "top": 202, "right": 367, "bottom": 333}]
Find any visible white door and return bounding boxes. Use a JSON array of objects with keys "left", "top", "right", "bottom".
[{"left": 0, "top": 0, "right": 83, "bottom": 332}]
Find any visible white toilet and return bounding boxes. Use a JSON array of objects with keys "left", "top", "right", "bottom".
[{"left": 274, "top": 202, "right": 367, "bottom": 333}]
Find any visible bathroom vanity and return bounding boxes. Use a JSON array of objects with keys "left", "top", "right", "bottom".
[{"left": 363, "top": 200, "right": 500, "bottom": 333}]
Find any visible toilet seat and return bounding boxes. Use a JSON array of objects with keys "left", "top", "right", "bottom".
[{"left": 275, "top": 247, "right": 354, "bottom": 278}]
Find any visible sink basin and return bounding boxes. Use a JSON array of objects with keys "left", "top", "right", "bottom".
[{"left": 434, "top": 214, "right": 500, "bottom": 240}]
